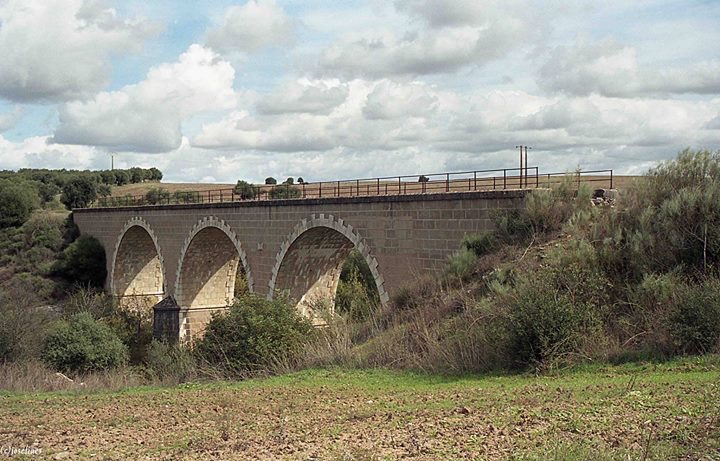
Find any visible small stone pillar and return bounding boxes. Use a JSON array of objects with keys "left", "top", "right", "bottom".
[{"left": 152, "top": 296, "right": 180, "bottom": 342}]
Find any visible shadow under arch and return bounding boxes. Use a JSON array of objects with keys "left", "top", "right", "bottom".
[
  {"left": 110, "top": 217, "right": 166, "bottom": 306},
  {"left": 174, "top": 217, "right": 254, "bottom": 310},
  {"left": 268, "top": 214, "right": 389, "bottom": 319}
]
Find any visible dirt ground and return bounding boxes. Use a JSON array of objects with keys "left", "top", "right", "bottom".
[{"left": 1, "top": 362, "right": 718, "bottom": 460}]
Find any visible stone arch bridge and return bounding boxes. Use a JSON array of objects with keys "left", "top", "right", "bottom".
[{"left": 73, "top": 190, "right": 527, "bottom": 341}]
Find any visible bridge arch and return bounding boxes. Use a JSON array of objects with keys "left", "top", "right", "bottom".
[
  {"left": 174, "top": 216, "right": 253, "bottom": 309},
  {"left": 268, "top": 214, "right": 389, "bottom": 319},
  {"left": 110, "top": 217, "right": 165, "bottom": 306}
]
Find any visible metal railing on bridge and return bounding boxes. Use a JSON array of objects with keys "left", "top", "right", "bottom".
[{"left": 91, "top": 167, "right": 614, "bottom": 208}]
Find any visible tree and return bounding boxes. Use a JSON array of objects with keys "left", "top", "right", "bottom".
[
  {"left": 297, "top": 177, "right": 305, "bottom": 184},
  {"left": 60, "top": 177, "right": 97, "bottom": 209},
  {"left": 147, "top": 167, "right": 163, "bottom": 181},
  {"left": 100, "top": 170, "right": 116, "bottom": 185},
  {"left": 265, "top": 177, "right": 277, "bottom": 185},
  {"left": 114, "top": 170, "right": 130, "bottom": 186},
  {"left": 233, "top": 180, "right": 257, "bottom": 200},
  {"left": 129, "top": 167, "right": 144, "bottom": 184},
  {"left": 284, "top": 177, "right": 294, "bottom": 185},
  {"left": 0, "top": 181, "right": 39, "bottom": 228},
  {"left": 53, "top": 235, "right": 107, "bottom": 288},
  {"left": 97, "top": 184, "right": 112, "bottom": 198}
]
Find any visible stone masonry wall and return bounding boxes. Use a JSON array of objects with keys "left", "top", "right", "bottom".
[{"left": 73, "top": 190, "right": 528, "bottom": 323}]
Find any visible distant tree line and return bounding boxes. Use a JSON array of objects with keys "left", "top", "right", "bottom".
[{"left": 0, "top": 167, "right": 164, "bottom": 221}]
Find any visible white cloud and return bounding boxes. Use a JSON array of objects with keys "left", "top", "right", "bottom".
[
  {"left": 0, "top": 135, "right": 100, "bottom": 170},
  {"left": 0, "top": 0, "right": 158, "bottom": 102},
  {"left": 539, "top": 39, "right": 720, "bottom": 97},
  {"left": 206, "top": 0, "right": 294, "bottom": 53},
  {"left": 51, "top": 45, "right": 237, "bottom": 153},
  {"left": 256, "top": 79, "right": 348, "bottom": 115},
  {"left": 317, "top": 0, "right": 536, "bottom": 78},
  {"left": 192, "top": 110, "right": 335, "bottom": 152},
  {"left": 363, "top": 80, "right": 438, "bottom": 119}
]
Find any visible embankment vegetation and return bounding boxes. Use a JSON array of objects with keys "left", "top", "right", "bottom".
[{"left": 2, "top": 149, "right": 720, "bottom": 392}]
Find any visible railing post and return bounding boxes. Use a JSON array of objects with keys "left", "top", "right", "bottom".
[
  {"left": 356, "top": 179, "right": 359, "bottom": 196},
  {"left": 535, "top": 167, "right": 539, "bottom": 188},
  {"left": 319, "top": 182, "right": 322, "bottom": 198},
  {"left": 493, "top": 176, "right": 496, "bottom": 190},
  {"left": 302, "top": 182, "right": 306, "bottom": 198},
  {"left": 503, "top": 169, "right": 507, "bottom": 189},
  {"left": 377, "top": 178, "right": 380, "bottom": 195},
  {"left": 398, "top": 176, "right": 401, "bottom": 195},
  {"left": 610, "top": 170, "right": 613, "bottom": 189},
  {"left": 336, "top": 180, "right": 339, "bottom": 197},
  {"left": 446, "top": 173, "right": 450, "bottom": 192},
  {"left": 474, "top": 171, "right": 477, "bottom": 190}
]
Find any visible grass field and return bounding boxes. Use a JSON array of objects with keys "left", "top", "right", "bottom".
[{"left": 1, "top": 357, "right": 718, "bottom": 460}]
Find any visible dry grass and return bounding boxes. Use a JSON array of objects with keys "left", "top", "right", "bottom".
[{"left": 109, "top": 175, "right": 638, "bottom": 201}]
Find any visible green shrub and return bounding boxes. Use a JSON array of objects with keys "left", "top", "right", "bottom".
[
  {"left": 669, "top": 278, "right": 720, "bottom": 354},
  {"left": 269, "top": 184, "right": 301, "bottom": 199},
  {"left": 42, "top": 312, "right": 128, "bottom": 372},
  {"left": 336, "top": 267, "right": 378, "bottom": 321},
  {"left": 336, "top": 250, "right": 380, "bottom": 321},
  {"left": 173, "top": 190, "right": 200, "bottom": 203},
  {"left": 145, "top": 187, "right": 170, "bottom": 205},
  {"left": 0, "top": 180, "right": 39, "bottom": 228},
  {"left": 144, "top": 340, "right": 196, "bottom": 382},
  {"left": 462, "top": 233, "right": 496, "bottom": 257},
  {"left": 60, "top": 177, "right": 97, "bottom": 209},
  {"left": 493, "top": 208, "right": 533, "bottom": 243},
  {"left": 53, "top": 235, "right": 107, "bottom": 288},
  {"left": 503, "top": 242, "right": 608, "bottom": 368},
  {"left": 444, "top": 248, "right": 477, "bottom": 281},
  {"left": 195, "top": 295, "right": 313, "bottom": 373},
  {"left": 233, "top": 180, "right": 258, "bottom": 200}
]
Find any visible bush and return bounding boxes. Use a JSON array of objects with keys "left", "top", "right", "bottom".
[
  {"left": 444, "top": 248, "right": 477, "bottom": 281},
  {"left": 0, "top": 181, "right": 39, "bottom": 228},
  {"left": 336, "top": 268, "right": 378, "bottom": 321},
  {"left": 42, "top": 312, "right": 128, "bottom": 372},
  {"left": 174, "top": 190, "right": 200, "bottom": 203},
  {"left": 60, "top": 177, "right": 97, "bottom": 209},
  {"left": 462, "top": 233, "right": 497, "bottom": 257},
  {"left": 144, "top": 340, "right": 196, "bottom": 382},
  {"left": 503, "top": 242, "right": 608, "bottom": 369},
  {"left": 269, "top": 184, "right": 301, "bottom": 199},
  {"left": 145, "top": 187, "right": 170, "bottom": 205},
  {"left": 0, "top": 285, "right": 53, "bottom": 361},
  {"left": 53, "top": 235, "right": 107, "bottom": 288},
  {"left": 669, "top": 278, "right": 720, "bottom": 354},
  {"left": 336, "top": 250, "right": 380, "bottom": 321},
  {"left": 233, "top": 180, "right": 258, "bottom": 200},
  {"left": 195, "top": 295, "right": 313, "bottom": 373}
]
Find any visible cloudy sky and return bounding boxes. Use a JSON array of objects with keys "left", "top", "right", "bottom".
[{"left": 0, "top": 0, "right": 718, "bottom": 183}]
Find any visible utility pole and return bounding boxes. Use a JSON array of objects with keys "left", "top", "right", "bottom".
[
  {"left": 524, "top": 146, "right": 532, "bottom": 188},
  {"left": 110, "top": 152, "right": 115, "bottom": 171},
  {"left": 514, "top": 145, "right": 532, "bottom": 188}
]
